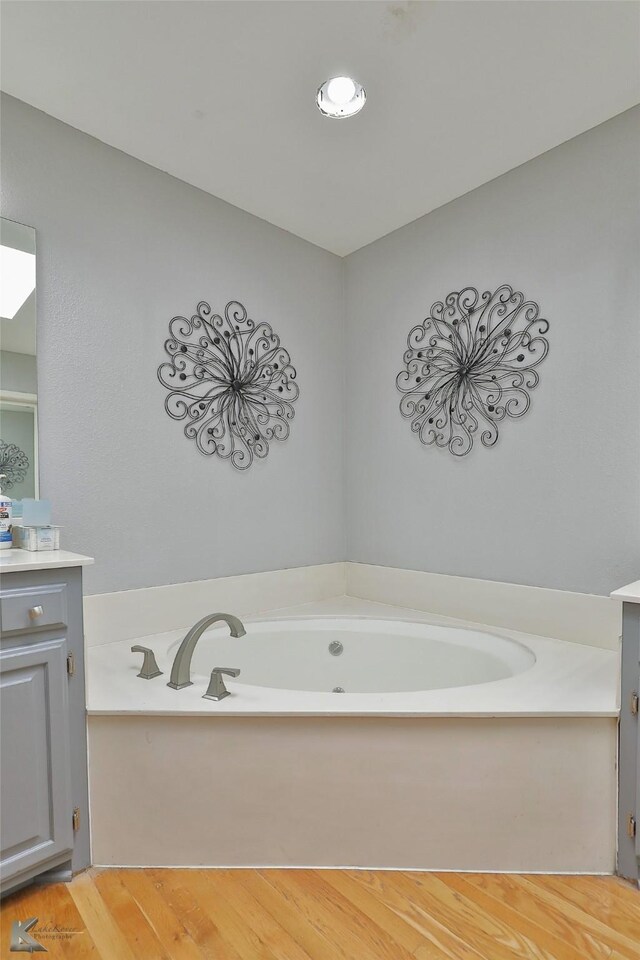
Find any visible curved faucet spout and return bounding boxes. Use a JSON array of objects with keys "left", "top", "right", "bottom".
[{"left": 167, "top": 612, "right": 246, "bottom": 690}]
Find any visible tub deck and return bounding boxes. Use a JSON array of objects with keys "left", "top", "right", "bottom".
[{"left": 87, "top": 596, "right": 618, "bottom": 717}]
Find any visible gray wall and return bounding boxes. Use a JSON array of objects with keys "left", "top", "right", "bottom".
[
  {"left": 2, "top": 93, "right": 638, "bottom": 597},
  {"left": 0, "top": 94, "right": 345, "bottom": 594},
  {"left": 344, "top": 106, "right": 640, "bottom": 596}
]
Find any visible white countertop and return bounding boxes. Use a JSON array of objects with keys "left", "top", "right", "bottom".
[
  {"left": 610, "top": 580, "right": 640, "bottom": 604},
  {"left": 87, "top": 596, "right": 619, "bottom": 718},
  {"left": 0, "top": 548, "right": 94, "bottom": 573}
]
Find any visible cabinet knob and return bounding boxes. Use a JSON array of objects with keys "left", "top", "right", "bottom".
[{"left": 28, "top": 605, "right": 44, "bottom": 620}]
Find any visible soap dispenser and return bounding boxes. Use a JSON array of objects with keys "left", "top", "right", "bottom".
[{"left": 0, "top": 475, "right": 12, "bottom": 550}]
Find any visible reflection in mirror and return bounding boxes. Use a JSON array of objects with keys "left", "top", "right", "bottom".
[{"left": 0, "top": 218, "right": 38, "bottom": 500}]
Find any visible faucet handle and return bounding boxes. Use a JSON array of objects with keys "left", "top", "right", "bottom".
[
  {"left": 131, "top": 645, "right": 163, "bottom": 680},
  {"left": 203, "top": 666, "right": 241, "bottom": 702}
]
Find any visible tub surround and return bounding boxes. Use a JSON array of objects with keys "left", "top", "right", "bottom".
[
  {"left": 348, "top": 563, "right": 620, "bottom": 651},
  {"left": 89, "top": 712, "right": 616, "bottom": 872},
  {"left": 83, "top": 562, "right": 345, "bottom": 648},
  {"left": 87, "top": 597, "right": 618, "bottom": 719},
  {"left": 84, "top": 561, "right": 620, "bottom": 652},
  {"left": 86, "top": 592, "right": 618, "bottom": 873},
  {"left": 85, "top": 559, "right": 621, "bottom": 872}
]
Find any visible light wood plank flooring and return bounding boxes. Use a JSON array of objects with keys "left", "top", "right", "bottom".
[{"left": 1, "top": 869, "right": 638, "bottom": 959}]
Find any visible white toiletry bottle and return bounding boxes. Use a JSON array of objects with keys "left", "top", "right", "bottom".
[{"left": 0, "top": 475, "right": 13, "bottom": 550}]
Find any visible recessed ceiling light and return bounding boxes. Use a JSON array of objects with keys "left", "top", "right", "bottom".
[{"left": 316, "top": 76, "right": 366, "bottom": 119}]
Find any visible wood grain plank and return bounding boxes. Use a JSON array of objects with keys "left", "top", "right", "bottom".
[
  {"left": 526, "top": 874, "right": 640, "bottom": 941},
  {"left": 149, "top": 868, "right": 244, "bottom": 960},
  {"left": 93, "top": 869, "right": 172, "bottom": 960},
  {"left": 270, "top": 869, "right": 417, "bottom": 960},
  {"left": 257, "top": 868, "right": 411, "bottom": 960},
  {"left": 347, "top": 870, "right": 488, "bottom": 960},
  {"left": 439, "top": 873, "right": 599, "bottom": 960},
  {"left": 174, "top": 868, "right": 278, "bottom": 960},
  {"left": 204, "top": 870, "right": 315, "bottom": 960},
  {"left": 118, "top": 869, "right": 204, "bottom": 960},
  {"left": 2, "top": 867, "right": 637, "bottom": 960},
  {"left": 1, "top": 886, "right": 47, "bottom": 957},
  {"left": 233, "top": 870, "right": 345, "bottom": 960},
  {"left": 30, "top": 882, "right": 98, "bottom": 960},
  {"left": 1, "top": 881, "right": 97, "bottom": 959},
  {"left": 512, "top": 875, "right": 640, "bottom": 960},
  {"left": 68, "top": 870, "right": 139, "bottom": 960},
  {"left": 320, "top": 869, "right": 428, "bottom": 954},
  {"left": 399, "top": 872, "right": 561, "bottom": 960}
]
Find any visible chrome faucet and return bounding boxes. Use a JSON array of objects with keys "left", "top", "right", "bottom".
[{"left": 167, "top": 612, "right": 246, "bottom": 690}]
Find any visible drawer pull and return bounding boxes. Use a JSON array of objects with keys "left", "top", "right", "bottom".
[{"left": 28, "top": 605, "right": 44, "bottom": 620}]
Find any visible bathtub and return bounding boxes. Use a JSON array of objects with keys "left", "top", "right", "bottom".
[
  {"left": 88, "top": 612, "right": 614, "bottom": 716},
  {"left": 86, "top": 602, "right": 618, "bottom": 871}
]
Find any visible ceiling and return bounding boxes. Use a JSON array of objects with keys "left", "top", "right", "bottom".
[{"left": 1, "top": 1, "right": 639, "bottom": 256}]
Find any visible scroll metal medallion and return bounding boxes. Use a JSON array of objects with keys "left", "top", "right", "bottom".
[
  {"left": 158, "top": 300, "right": 299, "bottom": 470},
  {"left": 0, "top": 440, "right": 29, "bottom": 489},
  {"left": 396, "top": 285, "right": 549, "bottom": 457}
]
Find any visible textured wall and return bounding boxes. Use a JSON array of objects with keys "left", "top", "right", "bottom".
[
  {"left": 3, "top": 93, "right": 638, "bottom": 598},
  {"left": 0, "top": 94, "right": 345, "bottom": 593},
  {"left": 344, "top": 107, "right": 640, "bottom": 595}
]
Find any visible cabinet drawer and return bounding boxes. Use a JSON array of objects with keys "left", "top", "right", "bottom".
[{"left": 0, "top": 584, "right": 68, "bottom": 635}]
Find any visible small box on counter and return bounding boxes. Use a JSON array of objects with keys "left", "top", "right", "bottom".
[{"left": 12, "top": 525, "right": 61, "bottom": 551}]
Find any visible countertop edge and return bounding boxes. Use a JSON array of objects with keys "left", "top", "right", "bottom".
[
  {"left": 610, "top": 579, "right": 640, "bottom": 604},
  {"left": 0, "top": 549, "right": 95, "bottom": 573},
  {"left": 86, "top": 708, "right": 620, "bottom": 719}
]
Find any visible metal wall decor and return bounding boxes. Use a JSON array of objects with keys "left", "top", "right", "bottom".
[
  {"left": 0, "top": 440, "right": 30, "bottom": 489},
  {"left": 396, "top": 285, "right": 549, "bottom": 457},
  {"left": 158, "top": 300, "right": 299, "bottom": 470}
]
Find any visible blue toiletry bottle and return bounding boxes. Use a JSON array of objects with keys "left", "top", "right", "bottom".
[{"left": 0, "top": 475, "right": 13, "bottom": 550}]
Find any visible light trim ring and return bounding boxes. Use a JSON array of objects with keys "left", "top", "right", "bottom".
[{"left": 316, "top": 76, "right": 366, "bottom": 119}]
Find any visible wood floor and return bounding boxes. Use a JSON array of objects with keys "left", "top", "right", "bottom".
[{"left": 1, "top": 869, "right": 639, "bottom": 960}]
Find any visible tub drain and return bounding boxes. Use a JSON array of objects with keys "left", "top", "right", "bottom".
[
  {"left": 332, "top": 686, "right": 345, "bottom": 693},
  {"left": 329, "top": 641, "right": 343, "bottom": 656}
]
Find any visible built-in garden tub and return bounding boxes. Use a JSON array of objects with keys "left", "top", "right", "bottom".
[{"left": 86, "top": 608, "right": 618, "bottom": 873}]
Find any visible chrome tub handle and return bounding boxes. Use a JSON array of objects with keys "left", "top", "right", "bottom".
[
  {"left": 131, "top": 645, "right": 163, "bottom": 680},
  {"left": 203, "top": 667, "right": 241, "bottom": 702}
]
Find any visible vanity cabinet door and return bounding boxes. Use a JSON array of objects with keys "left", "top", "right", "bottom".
[{"left": 0, "top": 638, "right": 73, "bottom": 888}]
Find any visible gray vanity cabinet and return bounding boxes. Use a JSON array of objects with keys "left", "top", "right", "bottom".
[
  {"left": 619, "top": 601, "right": 640, "bottom": 882},
  {"left": 0, "top": 564, "right": 90, "bottom": 895},
  {"left": 1, "top": 638, "right": 73, "bottom": 882}
]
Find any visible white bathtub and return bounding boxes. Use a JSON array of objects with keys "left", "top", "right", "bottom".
[
  {"left": 168, "top": 617, "right": 535, "bottom": 692},
  {"left": 88, "top": 611, "right": 615, "bottom": 716},
  {"left": 87, "top": 603, "right": 618, "bottom": 871}
]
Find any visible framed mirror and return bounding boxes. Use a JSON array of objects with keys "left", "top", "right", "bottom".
[{"left": 0, "top": 217, "right": 38, "bottom": 500}]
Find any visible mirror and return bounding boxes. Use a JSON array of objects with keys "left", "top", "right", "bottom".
[{"left": 0, "top": 217, "right": 38, "bottom": 500}]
